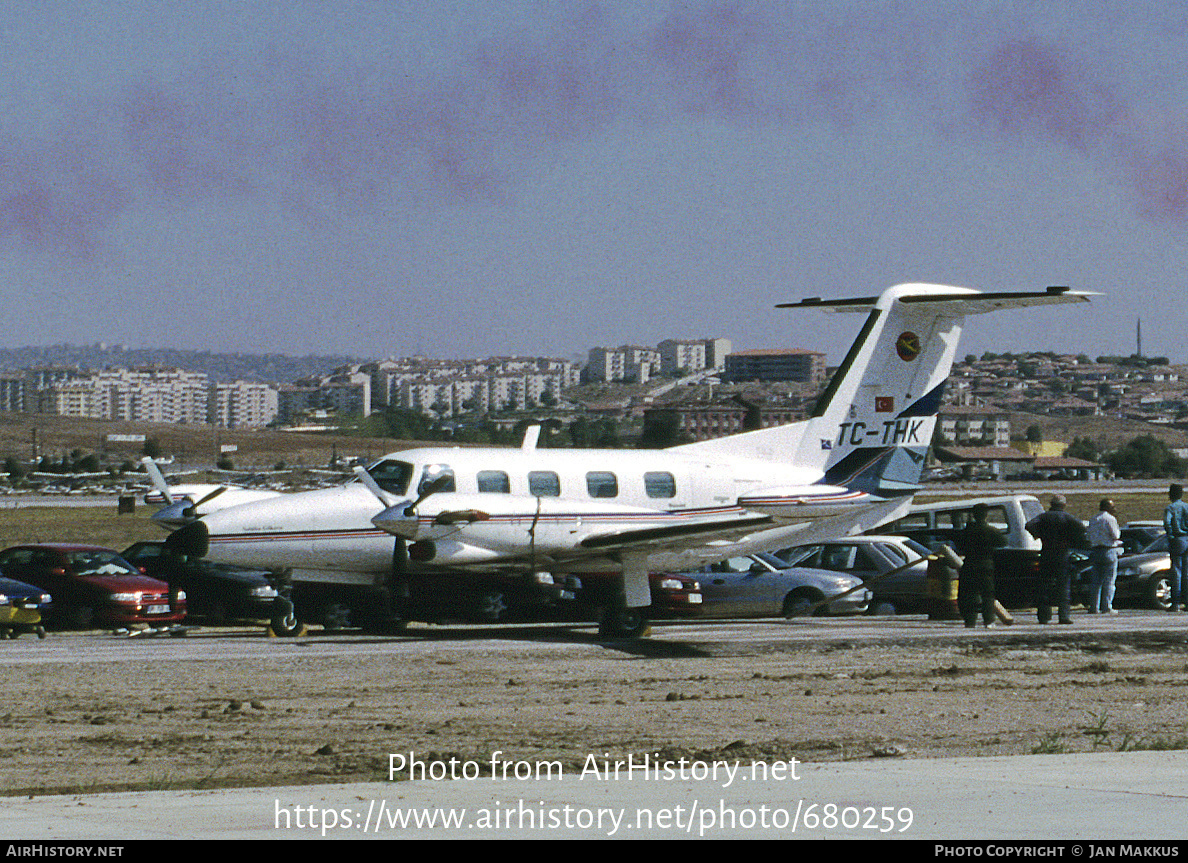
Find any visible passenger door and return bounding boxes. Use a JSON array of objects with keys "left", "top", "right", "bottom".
[{"left": 699, "top": 556, "right": 777, "bottom": 617}]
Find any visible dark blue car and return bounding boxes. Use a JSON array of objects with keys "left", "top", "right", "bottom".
[{"left": 0, "top": 576, "right": 52, "bottom": 638}]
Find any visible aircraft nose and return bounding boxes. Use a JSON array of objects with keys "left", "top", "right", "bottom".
[{"left": 371, "top": 503, "right": 421, "bottom": 540}]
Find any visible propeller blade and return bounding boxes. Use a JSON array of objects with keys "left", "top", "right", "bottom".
[
  {"left": 193, "top": 486, "right": 228, "bottom": 508},
  {"left": 409, "top": 475, "right": 452, "bottom": 513},
  {"left": 352, "top": 465, "right": 395, "bottom": 507},
  {"left": 141, "top": 456, "right": 173, "bottom": 505}
]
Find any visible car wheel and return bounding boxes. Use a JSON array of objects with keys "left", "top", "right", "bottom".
[
  {"left": 869, "top": 600, "right": 898, "bottom": 616},
  {"left": 782, "top": 591, "right": 820, "bottom": 619},
  {"left": 1147, "top": 572, "right": 1173, "bottom": 611},
  {"left": 598, "top": 604, "right": 651, "bottom": 639},
  {"left": 204, "top": 599, "right": 229, "bottom": 627},
  {"left": 473, "top": 589, "right": 509, "bottom": 623},
  {"left": 320, "top": 602, "right": 354, "bottom": 631}
]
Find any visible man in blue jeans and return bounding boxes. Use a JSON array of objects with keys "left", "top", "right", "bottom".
[{"left": 1163, "top": 484, "right": 1188, "bottom": 611}]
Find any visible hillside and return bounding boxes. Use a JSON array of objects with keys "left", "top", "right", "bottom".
[
  {"left": 0, "top": 412, "right": 414, "bottom": 473},
  {"left": 0, "top": 345, "right": 362, "bottom": 384},
  {"left": 1003, "top": 409, "right": 1188, "bottom": 452}
]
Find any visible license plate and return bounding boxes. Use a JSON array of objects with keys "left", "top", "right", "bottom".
[
  {"left": 688, "top": 595, "right": 703, "bottom": 604},
  {"left": 146, "top": 605, "right": 169, "bottom": 615}
]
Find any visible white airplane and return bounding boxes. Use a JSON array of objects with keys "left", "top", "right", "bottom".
[
  {"left": 161, "top": 283, "right": 1092, "bottom": 629},
  {"left": 141, "top": 457, "right": 283, "bottom": 527}
]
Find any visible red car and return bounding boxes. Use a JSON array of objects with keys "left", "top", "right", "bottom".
[{"left": 0, "top": 544, "right": 186, "bottom": 628}]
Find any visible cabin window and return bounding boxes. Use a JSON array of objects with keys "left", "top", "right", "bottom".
[
  {"left": 368, "top": 459, "right": 415, "bottom": 496},
  {"left": 586, "top": 471, "right": 618, "bottom": 498},
  {"left": 477, "top": 470, "right": 511, "bottom": 493},
  {"left": 644, "top": 471, "right": 676, "bottom": 498},
  {"left": 528, "top": 471, "right": 561, "bottom": 497},
  {"left": 418, "top": 464, "right": 455, "bottom": 495}
]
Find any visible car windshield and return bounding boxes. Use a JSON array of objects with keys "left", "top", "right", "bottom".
[
  {"left": 66, "top": 550, "right": 139, "bottom": 577},
  {"left": 1143, "top": 535, "right": 1169, "bottom": 554},
  {"left": 901, "top": 538, "right": 931, "bottom": 559}
]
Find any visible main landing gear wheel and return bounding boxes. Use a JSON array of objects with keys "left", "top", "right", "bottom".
[{"left": 598, "top": 604, "right": 651, "bottom": 639}]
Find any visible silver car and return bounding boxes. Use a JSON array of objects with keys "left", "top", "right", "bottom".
[
  {"left": 679, "top": 553, "right": 871, "bottom": 618},
  {"left": 770, "top": 536, "right": 933, "bottom": 615},
  {"left": 1076, "top": 535, "right": 1172, "bottom": 611}
]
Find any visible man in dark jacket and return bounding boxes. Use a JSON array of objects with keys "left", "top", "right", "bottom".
[
  {"left": 1026, "top": 494, "right": 1090, "bottom": 624},
  {"left": 954, "top": 503, "right": 1007, "bottom": 628}
]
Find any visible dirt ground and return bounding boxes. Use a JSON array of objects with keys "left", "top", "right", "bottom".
[{"left": 1, "top": 622, "right": 1186, "bottom": 798}]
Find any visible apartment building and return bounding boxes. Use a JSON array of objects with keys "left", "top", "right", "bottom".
[
  {"left": 658, "top": 339, "right": 708, "bottom": 376},
  {"left": 936, "top": 405, "right": 1012, "bottom": 448},
  {"left": 209, "top": 381, "right": 280, "bottom": 428},
  {"left": 50, "top": 367, "right": 211, "bottom": 424},
  {"left": 723, "top": 349, "right": 827, "bottom": 383},
  {"left": 586, "top": 346, "right": 661, "bottom": 383}
]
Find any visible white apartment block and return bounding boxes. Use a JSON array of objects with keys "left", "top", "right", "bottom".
[
  {"left": 400, "top": 379, "right": 455, "bottom": 416},
  {"left": 46, "top": 367, "right": 280, "bottom": 427},
  {"left": 937, "top": 406, "right": 1012, "bottom": 448},
  {"left": 658, "top": 339, "right": 708, "bottom": 375},
  {"left": 50, "top": 368, "right": 210, "bottom": 424},
  {"left": 452, "top": 377, "right": 491, "bottom": 414},
  {"left": 209, "top": 381, "right": 279, "bottom": 428},
  {"left": 586, "top": 346, "right": 661, "bottom": 382},
  {"left": 320, "top": 373, "right": 371, "bottom": 418}
]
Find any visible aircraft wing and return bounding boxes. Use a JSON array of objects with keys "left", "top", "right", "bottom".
[
  {"left": 576, "top": 513, "right": 775, "bottom": 553},
  {"left": 645, "top": 497, "right": 913, "bottom": 571}
]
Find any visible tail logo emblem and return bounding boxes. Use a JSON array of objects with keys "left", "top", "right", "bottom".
[{"left": 896, "top": 332, "right": 921, "bottom": 361}]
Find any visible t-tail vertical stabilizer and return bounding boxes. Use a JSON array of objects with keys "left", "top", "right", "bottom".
[{"left": 672, "top": 284, "right": 1094, "bottom": 498}]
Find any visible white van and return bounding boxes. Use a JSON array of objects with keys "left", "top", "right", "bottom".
[
  {"left": 877, "top": 495, "right": 1044, "bottom": 551},
  {"left": 870, "top": 494, "right": 1048, "bottom": 608}
]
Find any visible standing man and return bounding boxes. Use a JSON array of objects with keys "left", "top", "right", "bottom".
[
  {"left": 1163, "top": 484, "right": 1188, "bottom": 612},
  {"left": 1086, "top": 499, "right": 1122, "bottom": 614},
  {"left": 1026, "top": 494, "right": 1090, "bottom": 624},
  {"left": 954, "top": 502, "right": 1007, "bottom": 628}
]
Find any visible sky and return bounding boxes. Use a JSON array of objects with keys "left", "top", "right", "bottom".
[{"left": 2, "top": 1, "right": 1187, "bottom": 366}]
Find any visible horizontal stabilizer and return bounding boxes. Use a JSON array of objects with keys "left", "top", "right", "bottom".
[{"left": 779, "top": 285, "right": 1097, "bottom": 314}]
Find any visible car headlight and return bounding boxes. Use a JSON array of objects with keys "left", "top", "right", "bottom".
[
  {"left": 111, "top": 592, "right": 142, "bottom": 603},
  {"left": 532, "top": 572, "right": 555, "bottom": 586},
  {"left": 249, "top": 586, "right": 279, "bottom": 598},
  {"left": 39, "top": 594, "right": 51, "bottom": 605},
  {"left": 0, "top": 594, "right": 8, "bottom": 605},
  {"left": 659, "top": 578, "right": 686, "bottom": 590},
  {"left": 175, "top": 590, "right": 186, "bottom": 602}
]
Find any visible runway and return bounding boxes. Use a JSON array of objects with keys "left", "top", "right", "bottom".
[
  {"left": 3, "top": 750, "right": 1186, "bottom": 840},
  {"left": 1, "top": 613, "right": 1185, "bottom": 842}
]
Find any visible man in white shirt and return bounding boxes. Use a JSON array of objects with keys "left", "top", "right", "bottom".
[{"left": 1086, "top": 498, "right": 1122, "bottom": 614}]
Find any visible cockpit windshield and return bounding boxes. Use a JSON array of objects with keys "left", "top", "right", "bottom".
[{"left": 366, "top": 460, "right": 415, "bottom": 496}]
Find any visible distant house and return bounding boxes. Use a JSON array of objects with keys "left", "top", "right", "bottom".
[
  {"left": 932, "top": 446, "right": 1035, "bottom": 480},
  {"left": 931, "top": 446, "right": 1104, "bottom": 481},
  {"left": 1032, "top": 456, "right": 1105, "bottom": 481}
]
